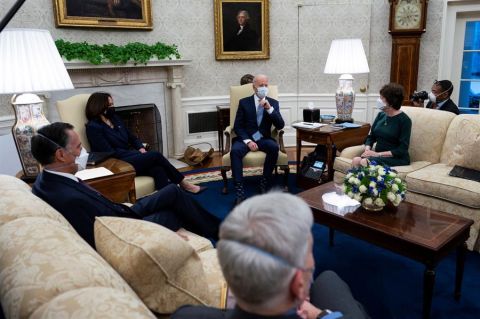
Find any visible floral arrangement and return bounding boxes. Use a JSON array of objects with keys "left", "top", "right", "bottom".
[{"left": 343, "top": 161, "right": 407, "bottom": 209}]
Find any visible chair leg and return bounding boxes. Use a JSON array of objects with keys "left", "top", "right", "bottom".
[
  {"left": 221, "top": 168, "right": 229, "bottom": 194},
  {"left": 283, "top": 166, "right": 290, "bottom": 192}
]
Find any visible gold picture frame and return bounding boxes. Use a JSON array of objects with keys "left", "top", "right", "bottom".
[
  {"left": 53, "top": 0, "right": 153, "bottom": 30},
  {"left": 214, "top": 0, "right": 269, "bottom": 60}
]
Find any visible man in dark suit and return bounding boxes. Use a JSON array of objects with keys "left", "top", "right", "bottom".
[
  {"left": 231, "top": 74, "right": 285, "bottom": 204},
  {"left": 30, "top": 122, "right": 220, "bottom": 249},
  {"left": 172, "top": 193, "right": 369, "bottom": 319},
  {"left": 413, "top": 80, "right": 460, "bottom": 115}
]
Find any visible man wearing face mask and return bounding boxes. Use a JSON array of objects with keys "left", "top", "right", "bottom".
[
  {"left": 412, "top": 80, "right": 459, "bottom": 115},
  {"left": 231, "top": 74, "right": 285, "bottom": 205},
  {"left": 30, "top": 122, "right": 221, "bottom": 249},
  {"left": 352, "top": 83, "right": 412, "bottom": 168},
  {"left": 172, "top": 193, "right": 370, "bottom": 319}
]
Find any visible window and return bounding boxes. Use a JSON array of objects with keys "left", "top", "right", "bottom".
[{"left": 459, "top": 21, "right": 480, "bottom": 114}]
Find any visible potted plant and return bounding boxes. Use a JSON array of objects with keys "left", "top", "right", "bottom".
[{"left": 55, "top": 39, "right": 181, "bottom": 65}]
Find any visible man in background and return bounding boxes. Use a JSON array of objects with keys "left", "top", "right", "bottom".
[
  {"left": 413, "top": 80, "right": 459, "bottom": 115},
  {"left": 173, "top": 193, "right": 370, "bottom": 319}
]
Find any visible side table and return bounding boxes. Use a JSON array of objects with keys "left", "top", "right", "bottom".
[
  {"left": 216, "top": 104, "right": 230, "bottom": 154},
  {"left": 17, "top": 158, "right": 137, "bottom": 203},
  {"left": 295, "top": 123, "right": 371, "bottom": 184}
]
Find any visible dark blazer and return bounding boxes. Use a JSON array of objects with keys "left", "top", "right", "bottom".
[
  {"left": 426, "top": 99, "right": 459, "bottom": 115},
  {"left": 233, "top": 95, "right": 285, "bottom": 142},
  {"left": 86, "top": 115, "right": 144, "bottom": 158},
  {"left": 172, "top": 306, "right": 301, "bottom": 319},
  {"left": 32, "top": 171, "right": 139, "bottom": 248},
  {"left": 225, "top": 24, "right": 260, "bottom": 51}
]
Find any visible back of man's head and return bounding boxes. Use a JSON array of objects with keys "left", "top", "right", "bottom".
[
  {"left": 217, "top": 192, "right": 313, "bottom": 309},
  {"left": 31, "top": 122, "right": 74, "bottom": 165}
]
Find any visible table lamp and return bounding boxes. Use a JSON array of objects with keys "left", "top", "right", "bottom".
[
  {"left": 0, "top": 29, "right": 74, "bottom": 179},
  {"left": 324, "top": 39, "right": 369, "bottom": 123}
]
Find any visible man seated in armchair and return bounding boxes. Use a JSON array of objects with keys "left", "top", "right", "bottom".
[{"left": 231, "top": 74, "right": 285, "bottom": 205}]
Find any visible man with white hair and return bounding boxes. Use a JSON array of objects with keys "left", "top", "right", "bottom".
[
  {"left": 172, "top": 193, "right": 369, "bottom": 319},
  {"left": 231, "top": 74, "right": 285, "bottom": 205}
]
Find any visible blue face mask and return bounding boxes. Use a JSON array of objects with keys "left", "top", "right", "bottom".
[{"left": 256, "top": 86, "right": 269, "bottom": 99}]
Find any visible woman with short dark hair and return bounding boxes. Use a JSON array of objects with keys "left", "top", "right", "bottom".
[
  {"left": 85, "top": 92, "right": 205, "bottom": 194},
  {"left": 352, "top": 83, "right": 412, "bottom": 167}
]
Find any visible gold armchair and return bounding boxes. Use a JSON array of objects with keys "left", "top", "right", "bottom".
[
  {"left": 56, "top": 94, "right": 155, "bottom": 199},
  {"left": 220, "top": 84, "right": 289, "bottom": 193}
]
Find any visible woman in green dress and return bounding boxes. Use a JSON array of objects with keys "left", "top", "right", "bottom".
[{"left": 352, "top": 83, "right": 412, "bottom": 167}]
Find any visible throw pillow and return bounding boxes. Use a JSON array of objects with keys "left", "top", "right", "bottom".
[
  {"left": 448, "top": 124, "right": 480, "bottom": 171},
  {"left": 94, "top": 217, "right": 212, "bottom": 314}
]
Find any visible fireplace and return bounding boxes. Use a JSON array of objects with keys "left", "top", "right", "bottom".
[{"left": 47, "top": 60, "right": 191, "bottom": 158}]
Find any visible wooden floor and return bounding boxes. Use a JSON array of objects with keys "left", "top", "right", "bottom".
[{"left": 178, "top": 146, "right": 314, "bottom": 172}]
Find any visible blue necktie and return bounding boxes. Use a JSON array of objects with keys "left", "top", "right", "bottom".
[{"left": 256, "top": 105, "right": 264, "bottom": 126}]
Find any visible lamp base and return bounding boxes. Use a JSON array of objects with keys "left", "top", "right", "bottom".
[{"left": 335, "top": 118, "right": 354, "bottom": 124}]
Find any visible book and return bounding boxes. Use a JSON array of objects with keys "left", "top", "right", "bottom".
[
  {"left": 449, "top": 165, "right": 480, "bottom": 183},
  {"left": 75, "top": 167, "right": 114, "bottom": 180}
]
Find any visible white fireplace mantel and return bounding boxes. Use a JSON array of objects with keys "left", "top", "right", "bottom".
[{"left": 63, "top": 59, "right": 192, "bottom": 158}]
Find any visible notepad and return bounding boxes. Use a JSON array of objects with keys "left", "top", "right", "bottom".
[
  {"left": 75, "top": 167, "right": 114, "bottom": 180},
  {"left": 292, "top": 122, "right": 326, "bottom": 129},
  {"left": 332, "top": 122, "right": 362, "bottom": 129}
]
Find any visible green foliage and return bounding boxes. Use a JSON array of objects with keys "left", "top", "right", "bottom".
[{"left": 55, "top": 40, "right": 181, "bottom": 65}]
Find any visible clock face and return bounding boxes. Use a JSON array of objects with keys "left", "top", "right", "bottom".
[{"left": 394, "top": 0, "right": 422, "bottom": 30}]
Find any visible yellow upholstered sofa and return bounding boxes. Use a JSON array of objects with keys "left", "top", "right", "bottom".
[
  {"left": 0, "top": 175, "right": 226, "bottom": 318},
  {"left": 333, "top": 107, "right": 480, "bottom": 252}
]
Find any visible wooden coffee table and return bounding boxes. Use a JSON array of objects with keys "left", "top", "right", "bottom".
[{"left": 298, "top": 182, "right": 473, "bottom": 319}]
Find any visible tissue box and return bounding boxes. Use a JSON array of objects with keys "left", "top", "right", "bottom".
[{"left": 322, "top": 192, "right": 360, "bottom": 216}]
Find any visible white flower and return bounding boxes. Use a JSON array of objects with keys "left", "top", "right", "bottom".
[
  {"left": 347, "top": 191, "right": 354, "bottom": 198},
  {"left": 395, "top": 178, "right": 402, "bottom": 184},
  {"left": 359, "top": 185, "right": 367, "bottom": 193},
  {"left": 364, "top": 197, "right": 373, "bottom": 205},
  {"left": 369, "top": 181, "right": 376, "bottom": 188},
  {"left": 378, "top": 167, "right": 386, "bottom": 175},
  {"left": 348, "top": 177, "right": 355, "bottom": 184},
  {"left": 392, "top": 184, "right": 399, "bottom": 192},
  {"left": 354, "top": 194, "right": 362, "bottom": 202},
  {"left": 377, "top": 176, "right": 383, "bottom": 182},
  {"left": 372, "top": 189, "right": 378, "bottom": 196},
  {"left": 354, "top": 178, "right": 361, "bottom": 185},
  {"left": 346, "top": 172, "right": 353, "bottom": 179},
  {"left": 393, "top": 199, "right": 401, "bottom": 206},
  {"left": 389, "top": 172, "right": 397, "bottom": 177},
  {"left": 387, "top": 192, "right": 396, "bottom": 202},
  {"left": 374, "top": 198, "right": 385, "bottom": 207},
  {"left": 396, "top": 194, "right": 402, "bottom": 202}
]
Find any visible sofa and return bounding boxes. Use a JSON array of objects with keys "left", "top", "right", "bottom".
[
  {"left": 333, "top": 107, "right": 480, "bottom": 252},
  {"left": 0, "top": 175, "right": 226, "bottom": 319}
]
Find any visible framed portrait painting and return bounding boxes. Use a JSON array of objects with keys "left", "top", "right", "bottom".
[
  {"left": 214, "top": 0, "right": 269, "bottom": 60},
  {"left": 53, "top": 0, "right": 153, "bottom": 30}
]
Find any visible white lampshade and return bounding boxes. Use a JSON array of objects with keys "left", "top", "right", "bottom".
[
  {"left": 323, "top": 38, "right": 370, "bottom": 74},
  {"left": 0, "top": 28, "right": 73, "bottom": 94}
]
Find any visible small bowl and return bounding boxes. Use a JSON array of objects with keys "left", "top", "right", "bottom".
[{"left": 320, "top": 115, "right": 335, "bottom": 123}]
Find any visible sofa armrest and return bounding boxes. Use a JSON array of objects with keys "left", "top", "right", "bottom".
[
  {"left": 339, "top": 145, "right": 365, "bottom": 159},
  {"left": 223, "top": 126, "right": 232, "bottom": 154}
]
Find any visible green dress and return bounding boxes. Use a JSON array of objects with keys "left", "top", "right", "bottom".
[{"left": 364, "top": 111, "right": 412, "bottom": 166}]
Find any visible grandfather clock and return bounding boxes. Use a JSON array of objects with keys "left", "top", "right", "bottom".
[{"left": 389, "top": 0, "right": 428, "bottom": 105}]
